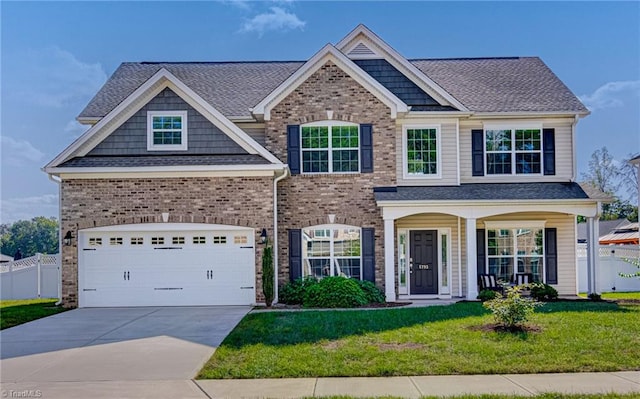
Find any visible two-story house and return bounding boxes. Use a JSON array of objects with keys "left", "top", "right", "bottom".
[{"left": 45, "top": 25, "right": 602, "bottom": 307}]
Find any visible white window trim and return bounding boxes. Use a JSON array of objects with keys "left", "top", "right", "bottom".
[
  {"left": 300, "top": 121, "right": 361, "bottom": 175},
  {"left": 147, "top": 110, "right": 188, "bottom": 151},
  {"left": 483, "top": 223, "right": 546, "bottom": 283},
  {"left": 483, "top": 124, "right": 543, "bottom": 176},
  {"left": 402, "top": 124, "right": 442, "bottom": 179},
  {"left": 302, "top": 224, "right": 362, "bottom": 279}
]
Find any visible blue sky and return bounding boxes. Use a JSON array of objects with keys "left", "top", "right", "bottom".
[{"left": 1, "top": 1, "right": 639, "bottom": 223}]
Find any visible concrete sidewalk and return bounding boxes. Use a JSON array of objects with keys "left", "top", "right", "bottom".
[{"left": 1, "top": 372, "right": 638, "bottom": 398}]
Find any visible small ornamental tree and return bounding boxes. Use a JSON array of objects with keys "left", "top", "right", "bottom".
[
  {"left": 262, "top": 245, "right": 274, "bottom": 307},
  {"left": 483, "top": 285, "right": 542, "bottom": 330}
]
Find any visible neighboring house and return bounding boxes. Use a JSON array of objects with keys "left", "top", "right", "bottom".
[
  {"left": 598, "top": 222, "right": 639, "bottom": 245},
  {"left": 44, "top": 25, "right": 603, "bottom": 308},
  {"left": 577, "top": 218, "right": 631, "bottom": 244}
]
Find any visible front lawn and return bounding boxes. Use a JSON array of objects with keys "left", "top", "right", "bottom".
[
  {"left": 198, "top": 301, "right": 640, "bottom": 378},
  {"left": 602, "top": 292, "right": 640, "bottom": 300},
  {"left": 0, "top": 298, "right": 68, "bottom": 330}
]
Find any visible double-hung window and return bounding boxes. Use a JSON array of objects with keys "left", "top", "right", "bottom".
[
  {"left": 404, "top": 125, "right": 440, "bottom": 178},
  {"left": 302, "top": 225, "right": 362, "bottom": 279},
  {"left": 147, "top": 111, "right": 188, "bottom": 151},
  {"left": 485, "top": 223, "right": 544, "bottom": 283},
  {"left": 485, "top": 127, "right": 542, "bottom": 175},
  {"left": 301, "top": 122, "right": 359, "bottom": 173}
]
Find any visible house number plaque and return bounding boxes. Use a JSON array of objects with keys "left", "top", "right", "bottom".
[{"left": 418, "top": 264, "right": 430, "bottom": 270}]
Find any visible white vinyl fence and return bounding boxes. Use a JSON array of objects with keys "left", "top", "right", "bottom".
[
  {"left": 0, "top": 254, "right": 59, "bottom": 300},
  {"left": 577, "top": 244, "right": 640, "bottom": 293}
]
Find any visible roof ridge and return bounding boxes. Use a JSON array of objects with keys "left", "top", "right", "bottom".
[
  {"left": 137, "top": 60, "right": 305, "bottom": 65},
  {"left": 409, "top": 56, "right": 531, "bottom": 61}
]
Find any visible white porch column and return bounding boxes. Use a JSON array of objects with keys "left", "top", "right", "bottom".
[
  {"left": 384, "top": 217, "right": 396, "bottom": 302},
  {"left": 586, "top": 216, "right": 600, "bottom": 294},
  {"left": 465, "top": 218, "right": 478, "bottom": 300}
]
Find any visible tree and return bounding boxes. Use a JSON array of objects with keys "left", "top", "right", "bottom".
[
  {"left": 579, "top": 147, "right": 639, "bottom": 222},
  {"left": 581, "top": 147, "right": 620, "bottom": 194},
  {"left": 0, "top": 217, "right": 59, "bottom": 257}
]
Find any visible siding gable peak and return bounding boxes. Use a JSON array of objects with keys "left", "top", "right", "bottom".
[
  {"left": 336, "top": 24, "right": 468, "bottom": 112},
  {"left": 45, "top": 68, "right": 283, "bottom": 172}
]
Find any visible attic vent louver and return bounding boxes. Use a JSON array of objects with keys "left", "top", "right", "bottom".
[{"left": 348, "top": 42, "right": 377, "bottom": 58}]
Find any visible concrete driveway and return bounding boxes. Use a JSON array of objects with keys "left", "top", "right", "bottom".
[{"left": 0, "top": 306, "right": 251, "bottom": 385}]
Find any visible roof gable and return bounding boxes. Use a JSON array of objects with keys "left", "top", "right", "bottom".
[
  {"left": 336, "top": 24, "right": 468, "bottom": 111},
  {"left": 46, "top": 69, "right": 282, "bottom": 171},
  {"left": 251, "top": 44, "right": 409, "bottom": 121}
]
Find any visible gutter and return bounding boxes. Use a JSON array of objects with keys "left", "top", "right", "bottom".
[
  {"left": 47, "top": 174, "right": 63, "bottom": 306},
  {"left": 272, "top": 167, "right": 289, "bottom": 304}
]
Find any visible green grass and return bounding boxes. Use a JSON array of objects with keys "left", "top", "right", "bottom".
[
  {"left": 311, "top": 395, "right": 640, "bottom": 399},
  {"left": 0, "top": 298, "right": 68, "bottom": 330},
  {"left": 578, "top": 292, "right": 640, "bottom": 300},
  {"left": 198, "top": 301, "right": 640, "bottom": 379}
]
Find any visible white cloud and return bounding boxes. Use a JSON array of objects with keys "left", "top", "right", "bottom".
[
  {"left": 240, "top": 7, "right": 305, "bottom": 36},
  {"left": 14, "top": 46, "right": 107, "bottom": 108},
  {"left": 0, "top": 136, "right": 45, "bottom": 167},
  {"left": 1, "top": 194, "right": 58, "bottom": 224},
  {"left": 579, "top": 80, "right": 640, "bottom": 111}
]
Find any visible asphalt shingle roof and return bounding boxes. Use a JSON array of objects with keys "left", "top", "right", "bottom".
[
  {"left": 59, "top": 154, "right": 269, "bottom": 168},
  {"left": 373, "top": 182, "right": 590, "bottom": 202},
  {"left": 79, "top": 57, "right": 587, "bottom": 119}
]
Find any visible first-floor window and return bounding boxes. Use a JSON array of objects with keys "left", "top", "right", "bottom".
[
  {"left": 302, "top": 225, "right": 361, "bottom": 279},
  {"left": 486, "top": 227, "right": 544, "bottom": 283}
]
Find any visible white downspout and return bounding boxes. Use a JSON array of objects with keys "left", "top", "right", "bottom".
[
  {"left": 272, "top": 167, "right": 289, "bottom": 304},
  {"left": 571, "top": 115, "right": 579, "bottom": 181},
  {"left": 457, "top": 216, "right": 462, "bottom": 297},
  {"left": 48, "top": 174, "right": 63, "bottom": 306}
]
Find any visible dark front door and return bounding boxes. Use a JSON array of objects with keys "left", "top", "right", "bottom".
[{"left": 410, "top": 230, "right": 438, "bottom": 295}]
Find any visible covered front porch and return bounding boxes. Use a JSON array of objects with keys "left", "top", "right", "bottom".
[{"left": 374, "top": 184, "right": 602, "bottom": 302}]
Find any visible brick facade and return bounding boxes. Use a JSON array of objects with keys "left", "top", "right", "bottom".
[
  {"left": 266, "top": 61, "right": 397, "bottom": 289},
  {"left": 60, "top": 177, "right": 273, "bottom": 307}
]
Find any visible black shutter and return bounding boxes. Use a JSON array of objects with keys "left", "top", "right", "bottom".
[
  {"left": 287, "top": 125, "right": 301, "bottom": 175},
  {"left": 476, "top": 229, "right": 486, "bottom": 281},
  {"left": 289, "top": 229, "right": 302, "bottom": 281},
  {"left": 360, "top": 124, "right": 373, "bottom": 173},
  {"left": 362, "top": 227, "right": 375, "bottom": 282},
  {"left": 543, "top": 128, "right": 556, "bottom": 175},
  {"left": 545, "top": 228, "right": 558, "bottom": 284},
  {"left": 472, "top": 129, "right": 484, "bottom": 176}
]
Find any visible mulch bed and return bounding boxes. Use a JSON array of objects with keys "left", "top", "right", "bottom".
[{"left": 254, "top": 302, "right": 413, "bottom": 311}]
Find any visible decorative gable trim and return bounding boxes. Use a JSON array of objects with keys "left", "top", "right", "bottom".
[
  {"left": 251, "top": 44, "right": 409, "bottom": 121},
  {"left": 345, "top": 42, "right": 380, "bottom": 59},
  {"left": 336, "top": 24, "right": 469, "bottom": 112},
  {"left": 45, "top": 68, "right": 282, "bottom": 171}
]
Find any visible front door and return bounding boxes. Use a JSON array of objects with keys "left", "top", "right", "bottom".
[{"left": 410, "top": 230, "right": 438, "bottom": 295}]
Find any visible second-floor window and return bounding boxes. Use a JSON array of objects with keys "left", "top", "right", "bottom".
[
  {"left": 404, "top": 125, "right": 440, "bottom": 178},
  {"left": 485, "top": 128, "right": 542, "bottom": 175},
  {"left": 147, "top": 111, "right": 188, "bottom": 151},
  {"left": 301, "top": 122, "right": 359, "bottom": 173}
]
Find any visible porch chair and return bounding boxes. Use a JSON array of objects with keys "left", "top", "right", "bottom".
[
  {"left": 478, "top": 273, "right": 502, "bottom": 293},
  {"left": 513, "top": 273, "right": 534, "bottom": 286}
]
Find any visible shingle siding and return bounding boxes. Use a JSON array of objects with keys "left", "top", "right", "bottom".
[{"left": 88, "top": 88, "right": 248, "bottom": 156}]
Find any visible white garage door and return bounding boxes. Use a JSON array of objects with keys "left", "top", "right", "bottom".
[{"left": 78, "top": 223, "right": 255, "bottom": 307}]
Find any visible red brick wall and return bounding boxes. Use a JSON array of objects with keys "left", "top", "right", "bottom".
[{"left": 267, "top": 61, "right": 397, "bottom": 289}]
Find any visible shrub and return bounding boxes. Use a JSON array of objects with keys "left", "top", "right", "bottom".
[
  {"left": 588, "top": 292, "right": 603, "bottom": 301},
  {"left": 483, "top": 285, "right": 542, "bottom": 329},
  {"left": 303, "top": 276, "right": 368, "bottom": 308},
  {"left": 477, "top": 289, "right": 499, "bottom": 302},
  {"left": 356, "top": 280, "right": 385, "bottom": 303},
  {"left": 261, "top": 245, "right": 274, "bottom": 307},
  {"left": 279, "top": 277, "right": 318, "bottom": 305},
  {"left": 530, "top": 283, "right": 559, "bottom": 301}
]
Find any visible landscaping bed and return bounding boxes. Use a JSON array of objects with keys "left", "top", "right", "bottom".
[{"left": 198, "top": 301, "right": 640, "bottom": 379}]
